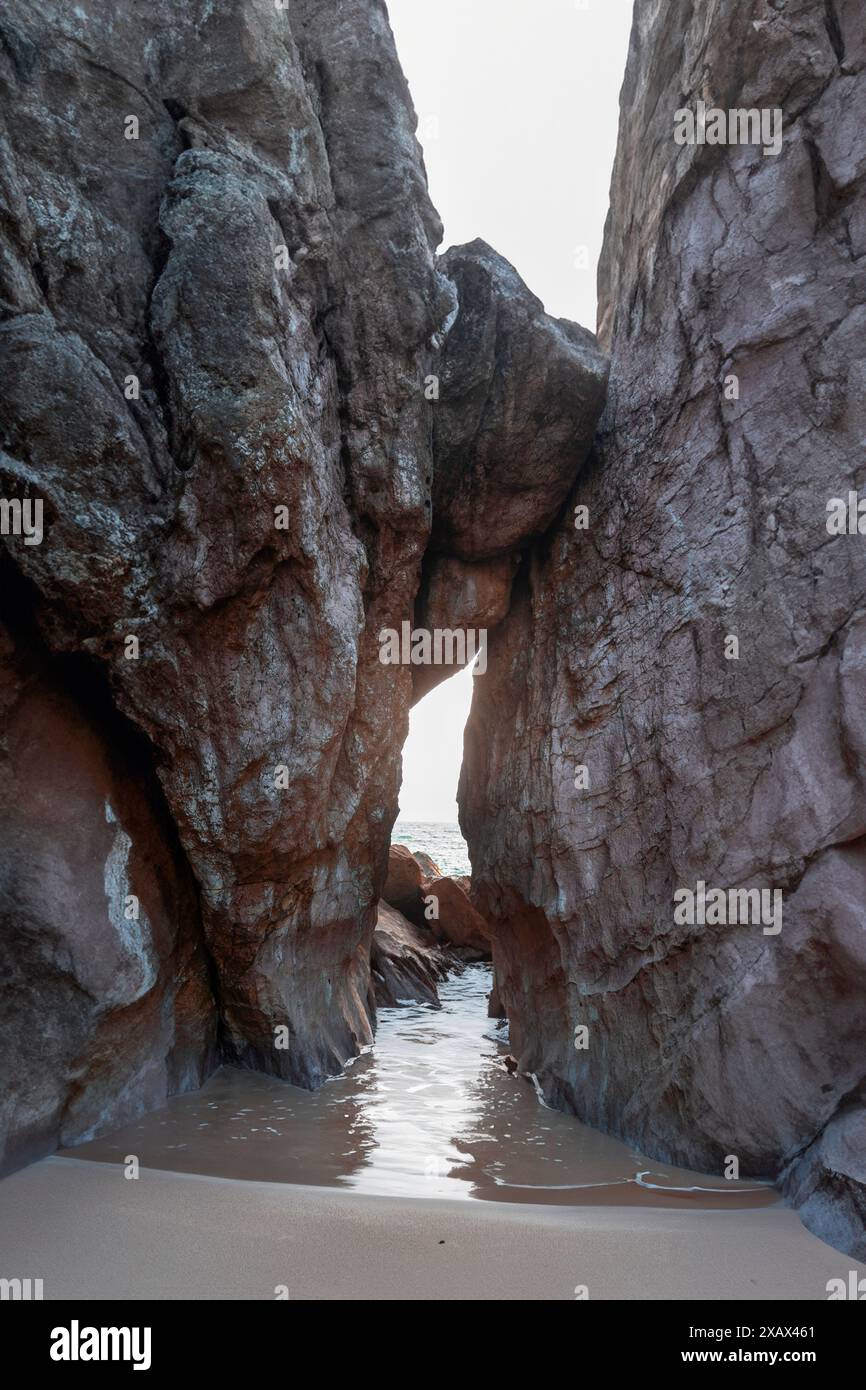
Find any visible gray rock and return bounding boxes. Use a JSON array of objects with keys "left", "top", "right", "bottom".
[
  {"left": 460, "top": 0, "right": 866, "bottom": 1257},
  {"left": 782, "top": 1104, "right": 866, "bottom": 1262},
  {"left": 370, "top": 902, "right": 452, "bottom": 1010},
  {"left": 0, "top": 1, "right": 598, "bottom": 1148},
  {"left": 0, "top": 0, "right": 446, "bottom": 1102},
  {"left": 432, "top": 240, "right": 608, "bottom": 562}
]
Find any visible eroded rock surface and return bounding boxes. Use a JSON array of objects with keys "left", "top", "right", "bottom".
[
  {"left": 432, "top": 241, "right": 608, "bottom": 563},
  {"left": 0, "top": 606, "right": 216, "bottom": 1174},
  {"left": 0, "top": 0, "right": 605, "bottom": 1161},
  {"left": 461, "top": 0, "right": 866, "bottom": 1256},
  {"left": 782, "top": 1103, "right": 866, "bottom": 1262},
  {"left": 0, "top": 0, "right": 451, "bottom": 1103},
  {"left": 427, "top": 875, "right": 491, "bottom": 959},
  {"left": 370, "top": 902, "right": 451, "bottom": 1010},
  {"left": 383, "top": 844, "right": 428, "bottom": 926}
]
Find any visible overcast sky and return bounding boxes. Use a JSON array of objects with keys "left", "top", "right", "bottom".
[{"left": 388, "top": 0, "right": 634, "bottom": 821}]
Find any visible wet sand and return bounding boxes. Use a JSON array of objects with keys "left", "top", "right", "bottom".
[
  {"left": 1, "top": 1156, "right": 862, "bottom": 1301},
  {"left": 59, "top": 966, "right": 777, "bottom": 1211}
]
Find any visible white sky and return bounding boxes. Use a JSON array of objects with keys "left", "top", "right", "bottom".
[{"left": 389, "top": 0, "right": 634, "bottom": 822}]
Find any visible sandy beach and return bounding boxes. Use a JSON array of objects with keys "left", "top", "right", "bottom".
[{"left": 1, "top": 1156, "right": 862, "bottom": 1301}]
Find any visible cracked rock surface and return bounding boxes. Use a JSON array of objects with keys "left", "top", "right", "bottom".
[
  {"left": 0, "top": 0, "right": 606, "bottom": 1162},
  {"left": 460, "top": 0, "right": 866, "bottom": 1257}
]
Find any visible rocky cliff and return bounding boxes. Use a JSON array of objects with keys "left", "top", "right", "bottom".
[
  {"left": 2, "top": 0, "right": 861, "bottom": 1262},
  {"left": 0, "top": 0, "right": 603, "bottom": 1169},
  {"left": 461, "top": 0, "right": 866, "bottom": 1257}
]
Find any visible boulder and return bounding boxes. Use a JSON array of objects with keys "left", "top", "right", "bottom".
[
  {"left": 426, "top": 876, "right": 491, "bottom": 958},
  {"left": 413, "top": 851, "right": 442, "bottom": 880},
  {"left": 370, "top": 903, "right": 451, "bottom": 1010},
  {"left": 459, "top": 0, "right": 866, "bottom": 1259},
  {"left": 431, "top": 240, "right": 608, "bottom": 562},
  {"left": 782, "top": 1105, "right": 866, "bottom": 1263},
  {"left": 383, "top": 845, "right": 428, "bottom": 925}
]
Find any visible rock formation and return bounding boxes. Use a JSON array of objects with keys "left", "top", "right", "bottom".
[
  {"left": 383, "top": 845, "right": 428, "bottom": 926},
  {"left": 427, "top": 875, "right": 491, "bottom": 959},
  {"left": 0, "top": 0, "right": 605, "bottom": 1167},
  {"left": 413, "top": 851, "right": 442, "bottom": 880},
  {"left": 2, "top": 0, "right": 860, "bottom": 1265},
  {"left": 460, "top": 0, "right": 866, "bottom": 1258},
  {"left": 370, "top": 901, "right": 451, "bottom": 1009},
  {"left": 413, "top": 240, "right": 607, "bottom": 702},
  {"left": 0, "top": 600, "right": 217, "bottom": 1173}
]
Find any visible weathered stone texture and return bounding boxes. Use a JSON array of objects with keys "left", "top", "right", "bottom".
[
  {"left": 461, "top": 0, "right": 866, "bottom": 1255},
  {"left": 0, "top": 0, "right": 606, "bottom": 1154},
  {"left": 0, "top": 609, "right": 216, "bottom": 1174}
]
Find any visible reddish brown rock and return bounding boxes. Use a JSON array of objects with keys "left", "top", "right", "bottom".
[
  {"left": 0, "top": 612, "right": 216, "bottom": 1174},
  {"left": 370, "top": 902, "right": 451, "bottom": 1010},
  {"left": 487, "top": 977, "right": 506, "bottom": 1021},
  {"left": 461, "top": 0, "right": 866, "bottom": 1259},
  {"left": 426, "top": 876, "right": 491, "bottom": 958},
  {"left": 383, "top": 845, "right": 428, "bottom": 926},
  {"left": 412, "top": 552, "right": 519, "bottom": 702}
]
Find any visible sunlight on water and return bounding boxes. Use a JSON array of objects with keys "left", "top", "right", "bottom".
[{"left": 63, "top": 965, "right": 777, "bottom": 1208}]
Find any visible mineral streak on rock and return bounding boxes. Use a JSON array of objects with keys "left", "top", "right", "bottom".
[
  {"left": 0, "top": 603, "right": 217, "bottom": 1175},
  {"left": 0, "top": 0, "right": 607, "bottom": 1160},
  {"left": 460, "top": 0, "right": 866, "bottom": 1256},
  {"left": 431, "top": 241, "right": 608, "bottom": 563}
]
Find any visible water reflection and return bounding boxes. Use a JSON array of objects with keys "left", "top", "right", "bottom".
[{"left": 62, "top": 965, "right": 777, "bottom": 1208}]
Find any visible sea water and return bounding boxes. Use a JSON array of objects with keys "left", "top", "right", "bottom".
[
  {"left": 63, "top": 965, "right": 776, "bottom": 1209},
  {"left": 392, "top": 820, "right": 471, "bottom": 877}
]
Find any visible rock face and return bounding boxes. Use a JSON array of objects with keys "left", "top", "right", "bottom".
[
  {"left": 0, "top": 0, "right": 450, "bottom": 1105},
  {"left": 9, "top": 0, "right": 853, "bottom": 1264},
  {"left": 461, "top": 0, "right": 866, "bottom": 1256},
  {"left": 0, "top": 602, "right": 216, "bottom": 1175},
  {"left": 382, "top": 845, "right": 428, "bottom": 926},
  {"left": 431, "top": 241, "right": 608, "bottom": 563},
  {"left": 413, "top": 240, "right": 608, "bottom": 702},
  {"left": 427, "top": 876, "right": 491, "bottom": 958},
  {"left": 370, "top": 902, "right": 451, "bottom": 1010},
  {"left": 0, "top": 0, "right": 607, "bottom": 1162},
  {"left": 782, "top": 1106, "right": 866, "bottom": 1262}
]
